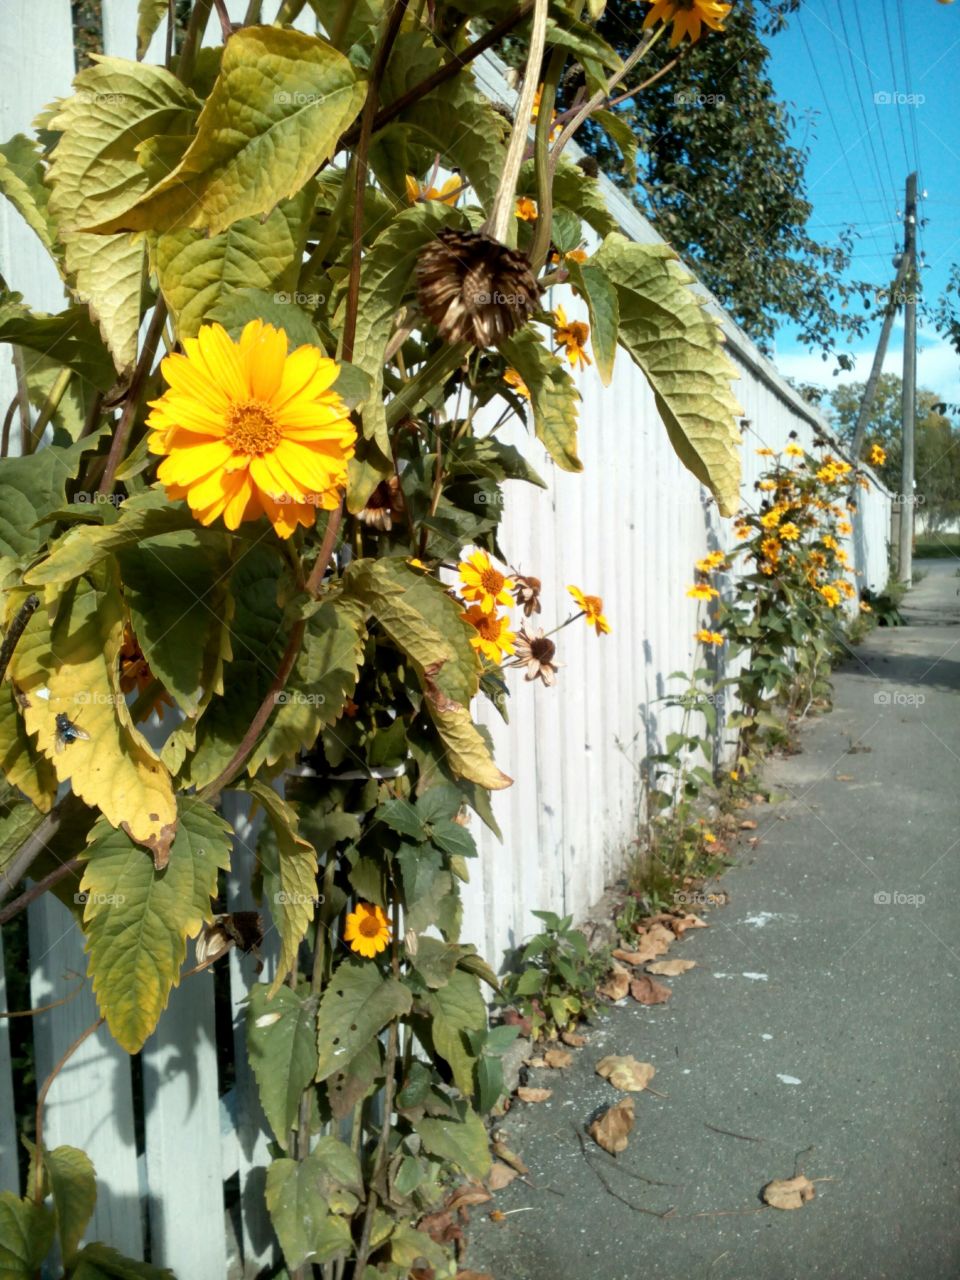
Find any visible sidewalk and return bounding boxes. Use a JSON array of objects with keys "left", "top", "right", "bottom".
[{"left": 468, "top": 561, "right": 960, "bottom": 1280}]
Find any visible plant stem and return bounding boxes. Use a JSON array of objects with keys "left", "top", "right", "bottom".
[
  {"left": 0, "top": 856, "right": 83, "bottom": 927},
  {"left": 485, "top": 0, "right": 549, "bottom": 243},
  {"left": 12, "top": 348, "right": 33, "bottom": 456},
  {"left": 0, "top": 396, "right": 16, "bottom": 458},
  {"left": 33, "top": 1018, "right": 104, "bottom": 1201},
  {"left": 177, "top": 0, "right": 215, "bottom": 84},
  {"left": 30, "top": 367, "right": 73, "bottom": 445},
  {"left": 98, "top": 301, "right": 167, "bottom": 497},
  {"left": 242, "top": 0, "right": 263, "bottom": 23},
  {"left": 274, "top": 0, "right": 308, "bottom": 24},
  {"left": 529, "top": 46, "right": 566, "bottom": 273},
  {"left": 302, "top": 156, "right": 357, "bottom": 283},
  {"left": 0, "top": 803, "right": 59, "bottom": 907},
  {"left": 0, "top": 592, "right": 39, "bottom": 686},
  {"left": 385, "top": 342, "right": 469, "bottom": 432}
]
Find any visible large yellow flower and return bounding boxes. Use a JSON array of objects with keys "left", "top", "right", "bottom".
[
  {"left": 686, "top": 583, "right": 719, "bottom": 601},
  {"left": 568, "top": 585, "right": 611, "bottom": 635},
  {"left": 344, "top": 902, "right": 391, "bottom": 959},
  {"left": 147, "top": 321, "right": 355, "bottom": 538},
  {"left": 458, "top": 550, "right": 515, "bottom": 615},
  {"left": 462, "top": 605, "right": 516, "bottom": 662},
  {"left": 643, "top": 0, "right": 732, "bottom": 47}
]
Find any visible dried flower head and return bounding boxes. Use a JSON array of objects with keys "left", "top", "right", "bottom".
[
  {"left": 514, "top": 628, "right": 560, "bottom": 686},
  {"left": 358, "top": 475, "right": 405, "bottom": 532},
  {"left": 512, "top": 571, "right": 542, "bottom": 616},
  {"left": 416, "top": 227, "right": 539, "bottom": 348}
]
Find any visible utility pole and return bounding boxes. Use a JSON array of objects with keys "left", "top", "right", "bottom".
[
  {"left": 898, "top": 172, "right": 918, "bottom": 585},
  {"left": 850, "top": 253, "right": 910, "bottom": 462}
]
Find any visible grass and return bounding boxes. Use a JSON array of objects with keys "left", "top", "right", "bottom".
[{"left": 915, "top": 533, "right": 960, "bottom": 560}]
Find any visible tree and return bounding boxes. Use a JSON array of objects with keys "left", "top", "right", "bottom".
[
  {"left": 829, "top": 374, "right": 960, "bottom": 529},
  {"left": 573, "top": 0, "right": 873, "bottom": 359}
]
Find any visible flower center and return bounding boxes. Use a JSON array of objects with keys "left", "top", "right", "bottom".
[
  {"left": 475, "top": 614, "right": 501, "bottom": 641},
  {"left": 359, "top": 914, "right": 382, "bottom": 938},
  {"left": 583, "top": 595, "right": 602, "bottom": 614},
  {"left": 225, "top": 399, "right": 282, "bottom": 455},
  {"left": 480, "top": 567, "right": 505, "bottom": 595},
  {"left": 530, "top": 636, "right": 556, "bottom": 663}
]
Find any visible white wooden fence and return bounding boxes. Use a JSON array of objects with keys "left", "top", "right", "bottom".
[{"left": 0, "top": 4, "right": 892, "bottom": 1276}]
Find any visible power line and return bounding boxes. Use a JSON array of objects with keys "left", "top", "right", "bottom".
[
  {"left": 881, "top": 0, "right": 911, "bottom": 171},
  {"left": 852, "top": 2, "right": 899, "bottom": 202},
  {"left": 835, "top": 1, "right": 894, "bottom": 255}
]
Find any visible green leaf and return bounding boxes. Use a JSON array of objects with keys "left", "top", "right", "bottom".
[
  {"left": 265, "top": 1156, "right": 354, "bottom": 1270},
  {"left": 137, "top": 0, "right": 168, "bottom": 58},
  {"left": 247, "top": 597, "right": 366, "bottom": 775},
  {"left": 61, "top": 233, "right": 144, "bottom": 378},
  {"left": 70, "top": 1243, "right": 174, "bottom": 1279},
  {"left": 550, "top": 156, "right": 619, "bottom": 238},
  {"left": 591, "top": 108, "right": 639, "bottom": 185},
  {"left": 315, "top": 959, "right": 412, "bottom": 1081},
  {"left": 396, "top": 843, "right": 453, "bottom": 937},
  {"left": 411, "top": 936, "right": 462, "bottom": 990},
  {"left": 446, "top": 437, "right": 546, "bottom": 489},
  {"left": 152, "top": 186, "right": 315, "bottom": 340},
  {"left": 0, "top": 134, "right": 59, "bottom": 261},
  {"left": 245, "top": 782, "right": 319, "bottom": 996},
  {"left": 425, "top": 969, "right": 486, "bottom": 1094},
  {"left": 246, "top": 984, "right": 319, "bottom": 1151},
  {"left": 0, "top": 1193, "right": 55, "bottom": 1277},
  {"left": 414, "top": 1104, "right": 491, "bottom": 1180},
  {"left": 0, "top": 294, "right": 118, "bottom": 393},
  {"left": 205, "top": 287, "right": 324, "bottom": 349},
  {"left": 79, "top": 802, "right": 232, "bottom": 1052},
  {"left": 593, "top": 232, "right": 744, "bottom": 516},
  {"left": 92, "top": 29, "right": 366, "bottom": 236},
  {"left": 378, "top": 797, "right": 427, "bottom": 843},
  {"left": 500, "top": 329, "right": 582, "bottom": 472},
  {"left": 568, "top": 260, "right": 619, "bottom": 387},
  {"left": 43, "top": 1145, "right": 96, "bottom": 1265}
]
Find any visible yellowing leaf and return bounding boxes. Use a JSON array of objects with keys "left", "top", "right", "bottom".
[
  {"left": 80, "top": 803, "right": 231, "bottom": 1052},
  {"left": 646, "top": 958, "right": 696, "bottom": 976},
  {"left": 500, "top": 329, "right": 582, "bottom": 473},
  {"left": 0, "top": 679, "right": 57, "bottom": 812},
  {"left": 588, "top": 1096, "right": 634, "bottom": 1154},
  {"left": 595, "top": 1055, "right": 655, "bottom": 1092},
  {"left": 136, "top": 0, "right": 169, "bottom": 58},
  {"left": 594, "top": 232, "right": 744, "bottom": 515},
  {"left": 10, "top": 574, "right": 178, "bottom": 862},
  {"left": 762, "top": 1174, "right": 816, "bottom": 1210},
  {"left": 42, "top": 1145, "right": 96, "bottom": 1266},
  {"left": 61, "top": 233, "right": 144, "bottom": 377},
  {"left": 91, "top": 29, "right": 366, "bottom": 236},
  {"left": 0, "top": 134, "right": 60, "bottom": 262}
]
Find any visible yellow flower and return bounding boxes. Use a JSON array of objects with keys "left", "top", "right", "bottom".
[
  {"left": 515, "top": 196, "right": 538, "bottom": 222},
  {"left": 344, "top": 902, "right": 391, "bottom": 958},
  {"left": 458, "top": 550, "right": 514, "bottom": 615},
  {"left": 405, "top": 173, "right": 461, "bottom": 205},
  {"left": 859, "top": 601, "right": 872, "bottom": 614},
  {"left": 821, "top": 534, "right": 838, "bottom": 551},
  {"left": 462, "top": 604, "right": 516, "bottom": 662},
  {"left": 503, "top": 367, "right": 531, "bottom": 400},
  {"left": 784, "top": 442, "right": 804, "bottom": 458},
  {"left": 552, "top": 304, "right": 592, "bottom": 370},
  {"left": 734, "top": 522, "right": 751, "bottom": 540},
  {"left": 818, "top": 584, "right": 841, "bottom": 608},
  {"left": 696, "top": 628, "right": 724, "bottom": 647},
  {"left": 567, "top": 585, "right": 611, "bottom": 635},
  {"left": 779, "top": 522, "right": 800, "bottom": 541},
  {"left": 837, "top": 519, "right": 852, "bottom": 536},
  {"left": 760, "top": 536, "right": 781, "bottom": 560},
  {"left": 760, "top": 508, "right": 783, "bottom": 529},
  {"left": 695, "top": 550, "right": 727, "bottom": 572},
  {"left": 408, "top": 558, "right": 427, "bottom": 570},
  {"left": 643, "top": 0, "right": 731, "bottom": 46},
  {"left": 729, "top": 770, "right": 739, "bottom": 781},
  {"left": 868, "top": 443, "right": 886, "bottom": 467},
  {"left": 835, "top": 576, "right": 855, "bottom": 598},
  {"left": 565, "top": 247, "right": 588, "bottom": 264},
  {"left": 755, "top": 447, "right": 776, "bottom": 457},
  {"left": 758, "top": 479, "right": 777, "bottom": 492},
  {"left": 686, "top": 583, "right": 719, "bottom": 601},
  {"left": 147, "top": 321, "right": 355, "bottom": 539}
]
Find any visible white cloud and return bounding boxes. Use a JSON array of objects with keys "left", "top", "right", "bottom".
[{"left": 774, "top": 328, "right": 960, "bottom": 412}]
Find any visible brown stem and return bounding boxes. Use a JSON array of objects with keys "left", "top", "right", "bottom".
[
  {"left": 98, "top": 301, "right": 167, "bottom": 497},
  {"left": 212, "top": 0, "right": 234, "bottom": 41},
  {"left": 33, "top": 1016, "right": 105, "bottom": 1200},
  {"left": 0, "top": 805, "right": 60, "bottom": 906},
  {"left": 1, "top": 396, "right": 16, "bottom": 458},
  {"left": 0, "top": 592, "right": 39, "bottom": 686},
  {"left": 340, "top": 3, "right": 535, "bottom": 149},
  {"left": 0, "top": 856, "right": 83, "bottom": 927},
  {"left": 177, "top": 0, "right": 215, "bottom": 84}
]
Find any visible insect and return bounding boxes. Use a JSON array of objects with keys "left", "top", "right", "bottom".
[{"left": 54, "top": 712, "right": 90, "bottom": 753}]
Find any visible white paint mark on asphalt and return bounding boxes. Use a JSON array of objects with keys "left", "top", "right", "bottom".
[{"left": 777, "top": 1074, "right": 801, "bottom": 1085}]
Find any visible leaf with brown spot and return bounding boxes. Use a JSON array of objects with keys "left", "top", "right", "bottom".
[
  {"left": 595, "top": 1055, "right": 655, "bottom": 1092},
  {"left": 561, "top": 1030, "right": 587, "bottom": 1047},
  {"left": 629, "top": 975, "right": 672, "bottom": 1006},
  {"left": 646, "top": 958, "right": 697, "bottom": 976},
  {"left": 487, "top": 1162, "right": 519, "bottom": 1191},
  {"left": 762, "top": 1174, "right": 816, "bottom": 1210},
  {"left": 588, "top": 1096, "right": 635, "bottom": 1154},
  {"left": 517, "top": 1086, "right": 552, "bottom": 1103},
  {"left": 490, "top": 1139, "right": 527, "bottom": 1175},
  {"left": 598, "top": 963, "right": 631, "bottom": 1001},
  {"left": 543, "top": 1048, "right": 573, "bottom": 1069}
]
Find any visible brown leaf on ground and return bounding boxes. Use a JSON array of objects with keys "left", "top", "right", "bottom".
[
  {"left": 836, "top": 773, "right": 854, "bottom": 782},
  {"left": 561, "top": 1030, "right": 587, "bottom": 1047},
  {"left": 418, "top": 1208, "right": 462, "bottom": 1248},
  {"left": 526, "top": 1055, "right": 547, "bottom": 1068},
  {"left": 446, "top": 1184, "right": 492, "bottom": 1213},
  {"left": 491, "top": 1138, "right": 528, "bottom": 1174},
  {"left": 762, "top": 1175, "right": 816, "bottom": 1210},
  {"left": 544, "top": 1048, "right": 573, "bottom": 1069},
  {"left": 595, "top": 1055, "right": 656, "bottom": 1092},
  {"left": 589, "top": 1096, "right": 635, "bottom": 1154},
  {"left": 503, "top": 1007, "right": 533, "bottom": 1036},
  {"left": 612, "top": 947, "right": 647, "bottom": 965},
  {"left": 670, "top": 913, "right": 707, "bottom": 936},
  {"left": 646, "top": 958, "right": 697, "bottom": 976},
  {"left": 645, "top": 922, "right": 677, "bottom": 948},
  {"left": 457, "top": 1273, "right": 495, "bottom": 1280},
  {"left": 517, "top": 1086, "right": 552, "bottom": 1103},
  {"left": 487, "top": 1162, "right": 519, "bottom": 1191},
  {"left": 598, "top": 963, "right": 631, "bottom": 1001},
  {"left": 740, "top": 819, "right": 758, "bottom": 830},
  {"left": 630, "top": 974, "right": 672, "bottom": 1005}
]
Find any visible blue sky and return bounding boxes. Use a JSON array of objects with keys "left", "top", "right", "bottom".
[{"left": 762, "top": 0, "right": 960, "bottom": 409}]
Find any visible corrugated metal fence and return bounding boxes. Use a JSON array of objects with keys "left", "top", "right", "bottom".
[{"left": 0, "top": 4, "right": 891, "bottom": 1276}]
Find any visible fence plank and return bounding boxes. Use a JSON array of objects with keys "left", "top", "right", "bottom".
[{"left": 0, "top": 931, "right": 19, "bottom": 1194}]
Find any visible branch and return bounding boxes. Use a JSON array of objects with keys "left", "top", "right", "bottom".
[
  {"left": 0, "top": 856, "right": 83, "bottom": 927},
  {"left": 0, "top": 592, "right": 39, "bottom": 685},
  {"left": 98, "top": 300, "right": 167, "bottom": 497}
]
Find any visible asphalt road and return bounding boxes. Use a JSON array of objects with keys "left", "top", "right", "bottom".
[{"left": 467, "top": 561, "right": 960, "bottom": 1280}]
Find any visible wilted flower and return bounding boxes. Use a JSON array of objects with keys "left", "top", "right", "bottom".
[
  {"left": 416, "top": 227, "right": 539, "bottom": 347},
  {"left": 514, "top": 628, "right": 560, "bottom": 685},
  {"left": 512, "top": 571, "right": 543, "bottom": 617},
  {"left": 357, "top": 475, "right": 405, "bottom": 532}
]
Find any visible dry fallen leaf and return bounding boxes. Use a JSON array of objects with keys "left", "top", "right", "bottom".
[
  {"left": 487, "top": 1162, "right": 519, "bottom": 1191},
  {"left": 670, "top": 913, "right": 707, "bottom": 936},
  {"left": 762, "top": 1175, "right": 816, "bottom": 1210},
  {"left": 612, "top": 947, "right": 647, "bottom": 965},
  {"left": 630, "top": 974, "right": 672, "bottom": 1006},
  {"left": 517, "top": 1086, "right": 552, "bottom": 1103},
  {"left": 589, "top": 1096, "right": 635, "bottom": 1154},
  {"left": 598, "top": 963, "right": 631, "bottom": 1001},
  {"left": 457, "top": 1273, "right": 495, "bottom": 1280},
  {"left": 446, "top": 1183, "right": 492, "bottom": 1213},
  {"left": 561, "top": 1030, "right": 587, "bottom": 1047},
  {"left": 836, "top": 773, "right": 854, "bottom": 782},
  {"left": 491, "top": 1138, "right": 528, "bottom": 1174},
  {"left": 543, "top": 1048, "right": 573, "bottom": 1069},
  {"left": 645, "top": 922, "right": 676, "bottom": 948},
  {"left": 740, "top": 819, "right": 758, "bottom": 830},
  {"left": 595, "top": 1055, "right": 655, "bottom": 1093},
  {"left": 526, "top": 1055, "right": 547, "bottom": 1068},
  {"left": 646, "top": 958, "right": 697, "bottom": 976}
]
